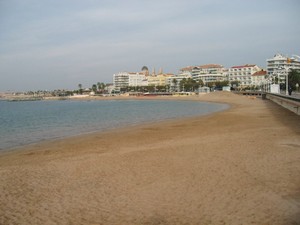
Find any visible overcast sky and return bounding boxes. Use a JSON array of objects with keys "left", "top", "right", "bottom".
[{"left": 0, "top": 0, "right": 299, "bottom": 91}]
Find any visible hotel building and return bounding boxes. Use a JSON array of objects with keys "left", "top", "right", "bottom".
[
  {"left": 166, "top": 73, "right": 192, "bottom": 92},
  {"left": 251, "top": 70, "right": 267, "bottom": 87},
  {"left": 191, "top": 64, "right": 226, "bottom": 84},
  {"left": 113, "top": 72, "right": 148, "bottom": 91},
  {"left": 266, "top": 53, "right": 300, "bottom": 83},
  {"left": 267, "top": 53, "right": 300, "bottom": 75},
  {"left": 228, "top": 64, "right": 262, "bottom": 87},
  {"left": 148, "top": 73, "right": 174, "bottom": 87},
  {"left": 178, "top": 66, "right": 193, "bottom": 77},
  {"left": 113, "top": 72, "right": 129, "bottom": 91}
]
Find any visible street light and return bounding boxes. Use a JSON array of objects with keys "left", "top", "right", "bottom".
[
  {"left": 277, "top": 66, "right": 290, "bottom": 95},
  {"left": 285, "top": 70, "right": 289, "bottom": 95},
  {"left": 284, "top": 66, "right": 290, "bottom": 96}
]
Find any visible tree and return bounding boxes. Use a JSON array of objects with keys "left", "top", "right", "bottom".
[
  {"left": 172, "top": 78, "right": 178, "bottom": 91},
  {"left": 179, "top": 78, "right": 202, "bottom": 92},
  {"left": 97, "top": 82, "right": 101, "bottom": 93},
  {"left": 92, "top": 84, "right": 97, "bottom": 93},
  {"left": 97, "top": 82, "right": 106, "bottom": 93},
  {"left": 230, "top": 80, "right": 240, "bottom": 90},
  {"left": 179, "top": 78, "right": 187, "bottom": 91},
  {"left": 288, "top": 69, "right": 300, "bottom": 91},
  {"left": 197, "top": 79, "right": 204, "bottom": 87},
  {"left": 78, "top": 84, "right": 83, "bottom": 94},
  {"left": 213, "top": 81, "right": 229, "bottom": 89}
]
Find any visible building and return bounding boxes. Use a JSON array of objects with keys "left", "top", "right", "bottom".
[
  {"left": 179, "top": 66, "right": 193, "bottom": 77},
  {"left": 191, "top": 64, "right": 226, "bottom": 84},
  {"left": 228, "top": 64, "right": 262, "bottom": 87},
  {"left": 128, "top": 72, "right": 148, "bottom": 87},
  {"left": 148, "top": 73, "right": 174, "bottom": 87},
  {"left": 113, "top": 66, "right": 152, "bottom": 91},
  {"left": 251, "top": 70, "right": 267, "bottom": 87},
  {"left": 113, "top": 71, "right": 148, "bottom": 91},
  {"left": 166, "top": 73, "right": 192, "bottom": 92},
  {"left": 141, "top": 66, "right": 149, "bottom": 76},
  {"left": 267, "top": 53, "right": 300, "bottom": 75},
  {"left": 113, "top": 72, "right": 129, "bottom": 91},
  {"left": 266, "top": 53, "right": 300, "bottom": 83}
]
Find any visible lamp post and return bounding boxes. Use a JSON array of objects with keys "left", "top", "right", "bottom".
[
  {"left": 284, "top": 66, "right": 292, "bottom": 96},
  {"left": 278, "top": 66, "right": 290, "bottom": 95},
  {"left": 286, "top": 70, "right": 289, "bottom": 96}
]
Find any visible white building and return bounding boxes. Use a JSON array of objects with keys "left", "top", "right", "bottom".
[
  {"left": 267, "top": 53, "right": 300, "bottom": 75},
  {"left": 251, "top": 70, "right": 267, "bottom": 87},
  {"left": 113, "top": 72, "right": 129, "bottom": 91},
  {"left": 228, "top": 64, "right": 262, "bottom": 87},
  {"left": 266, "top": 53, "right": 300, "bottom": 83},
  {"left": 179, "top": 66, "right": 193, "bottom": 77},
  {"left": 166, "top": 74, "right": 192, "bottom": 92},
  {"left": 191, "top": 64, "right": 226, "bottom": 84},
  {"left": 128, "top": 72, "right": 148, "bottom": 87},
  {"left": 113, "top": 71, "right": 148, "bottom": 91}
]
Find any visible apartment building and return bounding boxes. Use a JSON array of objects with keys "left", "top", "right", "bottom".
[
  {"left": 179, "top": 66, "right": 193, "bottom": 77},
  {"left": 113, "top": 72, "right": 129, "bottom": 91},
  {"left": 267, "top": 53, "right": 300, "bottom": 75},
  {"left": 128, "top": 72, "right": 148, "bottom": 87},
  {"left": 166, "top": 73, "right": 192, "bottom": 92},
  {"left": 266, "top": 53, "right": 300, "bottom": 83},
  {"left": 113, "top": 71, "right": 148, "bottom": 91},
  {"left": 191, "top": 64, "right": 226, "bottom": 84},
  {"left": 228, "top": 64, "right": 261, "bottom": 87},
  {"left": 251, "top": 70, "right": 267, "bottom": 87},
  {"left": 148, "top": 73, "right": 174, "bottom": 87}
]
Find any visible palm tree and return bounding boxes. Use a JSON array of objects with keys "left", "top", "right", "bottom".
[
  {"left": 172, "top": 78, "right": 178, "bottom": 92},
  {"left": 92, "top": 84, "right": 97, "bottom": 93},
  {"left": 78, "top": 84, "right": 83, "bottom": 94},
  {"left": 197, "top": 79, "right": 204, "bottom": 88},
  {"left": 97, "top": 82, "right": 101, "bottom": 93},
  {"left": 97, "top": 82, "right": 106, "bottom": 93},
  {"left": 180, "top": 78, "right": 187, "bottom": 92}
]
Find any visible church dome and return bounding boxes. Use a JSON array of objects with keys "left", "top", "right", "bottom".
[{"left": 141, "top": 66, "right": 149, "bottom": 71}]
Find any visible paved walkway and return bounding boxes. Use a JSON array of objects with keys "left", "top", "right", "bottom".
[{"left": 278, "top": 91, "right": 300, "bottom": 99}]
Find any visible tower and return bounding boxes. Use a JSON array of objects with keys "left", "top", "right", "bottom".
[
  {"left": 141, "top": 66, "right": 149, "bottom": 76},
  {"left": 158, "top": 68, "right": 163, "bottom": 75}
]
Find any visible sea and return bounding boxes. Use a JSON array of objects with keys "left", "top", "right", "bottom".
[{"left": 0, "top": 99, "right": 228, "bottom": 151}]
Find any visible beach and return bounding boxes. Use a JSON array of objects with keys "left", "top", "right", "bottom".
[{"left": 0, "top": 92, "right": 299, "bottom": 225}]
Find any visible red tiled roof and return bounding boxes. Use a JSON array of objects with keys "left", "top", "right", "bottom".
[
  {"left": 231, "top": 64, "right": 256, "bottom": 69},
  {"left": 181, "top": 64, "right": 223, "bottom": 71},
  {"left": 180, "top": 66, "right": 194, "bottom": 71},
  {"left": 252, "top": 70, "right": 267, "bottom": 76},
  {"left": 199, "top": 64, "right": 223, "bottom": 69}
]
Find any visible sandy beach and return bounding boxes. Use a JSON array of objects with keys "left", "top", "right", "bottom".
[{"left": 0, "top": 92, "right": 299, "bottom": 225}]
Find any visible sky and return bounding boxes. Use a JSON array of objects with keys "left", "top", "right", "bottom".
[{"left": 0, "top": 0, "right": 299, "bottom": 92}]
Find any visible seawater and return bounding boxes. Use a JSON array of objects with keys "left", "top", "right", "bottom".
[{"left": 0, "top": 99, "right": 228, "bottom": 151}]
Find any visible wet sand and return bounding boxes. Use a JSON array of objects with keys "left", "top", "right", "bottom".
[{"left": 0, "top": 92, "right": 300, "bottom": 225}]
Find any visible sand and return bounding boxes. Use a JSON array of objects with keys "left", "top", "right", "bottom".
[{"left": 0, "top": 92, "right": 299, "bottom": 225}]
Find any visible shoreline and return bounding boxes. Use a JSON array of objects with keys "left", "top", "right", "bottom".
[
  {"left": 0, "top": 94, "right": 229, "bottom": 154},
  {"left": 1, "top": 92, "right": 299, "bottom": 224}
]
